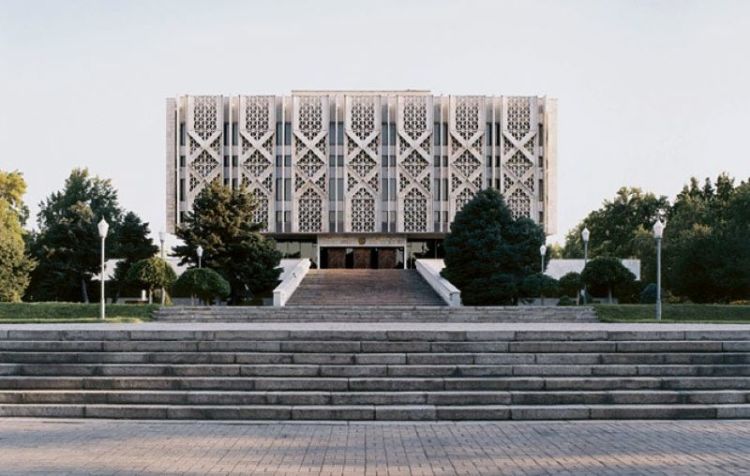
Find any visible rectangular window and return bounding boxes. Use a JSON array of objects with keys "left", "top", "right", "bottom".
[
  {"left": 275, "top": 123, "right": 283, "bottom": 146},
  {"left": 389, "top": 178, "right": 397, "bottom": 201},
  {"left": 539, "top": 179, "right": 545, "bottom": 201},
  {"left": 223, "top": 156, "right": 229, "bottom": 167},
  {"left": 276, "top": 156, "right": 282, "bottom": 167},
  {"left": 232, "top": 123, "right": 238, "bottom": 145},
  {"left": 224, "top": 178, "right": 229, "bottom": 186},
  {"left": 337, "top": 178, "right": 344, "bottom": 197},
  {"left": 284, "top": 155, "right": 291, "bottom": 167},
  {"left": 442, "top": 124, "right": 448, "bottom": 146},
  {"left": 232, "top": 156, "right": 238, "bottom": 167},
  {"left": 329, "top": 122, "right": 336, "bottom": 145},
  {"left": 336, "top": 155, "right": 344, "bottom": 167},
  {"left": 276, "top": 211, "right": 283, "bottom": 223},
  {"left": 284, "top": 122, "right": 291, "bottom": 146},
  {"left": 495, "top": 124, "right": 501, "bottom": 146},
  {"left": 179, "top": 179, "right": 185, "bottom": 199},
  {"left": 442, "top": 178, "right": 448, "bottom": 200},
  {"left": 284, "top": 178, "right": 291, "bottom": 201},
  {"left": 232, "top": 178, "right": 238, "bottom": 189},
  {"left": 179, "top": 123, "right": 186, "bottom": 146},
  {"left": 179, "top": 155, "right": 185, "bottom": 167},
  {"left": 223, "top": 123, "right": 229, "bottom": 146},
  {"left": 381, "top": 178, "right": 388, "bottom": 200},
  {"left": 434, "top": 179, "right": 440, "bottom": 201},
  {"left": 390, "top": 154, "right": 396, "bottom": 167},
  {"left": 485, "top": 123, "right": 492, "bottom": 145},
  {"left": 434, "top": 211, "right": 440, "bottom": 223},
  {"left": 276, "top": 179, "right": 283, "bottom": 200},
  {"left": 433, "top": 122, "right": 441, "bottom": 145}
]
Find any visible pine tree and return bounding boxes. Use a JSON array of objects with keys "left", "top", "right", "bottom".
[
  {"left": 441, "top": 188, "right": 546, "bottom": 305},
  {"left": 173, "top": 181, "right": 282, "bottom": 304},
  {"left": 111, "top": 212, "right": 159, "bottom": 302}
]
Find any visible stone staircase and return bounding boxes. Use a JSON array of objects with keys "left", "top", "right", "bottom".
[
  {"left": 0, "top": 325, "right": 749, "bottom": 420},
  {"left": 286, "top": 269, "right": 446, "bottom": 307}
]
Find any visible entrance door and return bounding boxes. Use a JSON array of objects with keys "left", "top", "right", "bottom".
[
  {"left": 326, "top": 248, "right": 346, "bottom": 268},
  {"left": 352, "top": 248, "right": 372, "bottom": 268},
  {"left": 378, "top": 248, "right": 397, "bottom": 269}
]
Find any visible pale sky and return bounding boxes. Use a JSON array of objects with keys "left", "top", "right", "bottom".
[{"left": 1, "top": 0, "right": 749, "bottom": 244}]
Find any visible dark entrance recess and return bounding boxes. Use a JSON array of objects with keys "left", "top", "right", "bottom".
[{"left": 321, "top": 247, "right": 404, "bottom": 269}]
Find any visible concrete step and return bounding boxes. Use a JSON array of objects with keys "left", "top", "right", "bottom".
[
  {"left": 285, "top": 270, "right": 446, "bottom": 307},
  {"left": 1, "top": 351, "right": 748, "bottom": 365},
  {"left": 0, "top": 390, "right": 747, "bottom": 406},
  {"left": 2, "top": 363, "right": 749, "bottom": 378},
  {"left": 1, "top": 376, "right": 749, "bottom": 391},
  {"left": 153, "top": 306, "right": 599, "bottom": 323},
  {"left": 0, "top": 403, "right": 748, "bottom": 420},
  {"left": 0, "top": 339, "right": 746, "bottom": 353}
]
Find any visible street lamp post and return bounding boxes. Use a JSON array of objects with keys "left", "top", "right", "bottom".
[
  {"left": 97, "top": 219, "right": 109, "bottom": 321},
  {"left": 159, "top": 231, "right": 166, "bottom": 305},
  {"left": 581, "top": 227, "right": 590, "bottom": 305},
  {"left": 539, "top": 244, "right": 547, "bottom": 306},
  {"left": 653, "top": 220, "right": 664, "bottom": 321},
  {"left": 196, "top": 245, "right": 203, "bottom": 269}
]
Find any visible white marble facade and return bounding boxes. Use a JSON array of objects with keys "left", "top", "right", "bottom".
[{"left": 166, "top": 91, "right": 557, "bottom": 237}]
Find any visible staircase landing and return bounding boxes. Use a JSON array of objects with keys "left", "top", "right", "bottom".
[{"left": 286, "top": 269, "right": 446, "bottom": 307}]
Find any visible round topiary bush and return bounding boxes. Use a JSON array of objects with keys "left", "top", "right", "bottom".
[{"left": 174, "top": 268, "right": 230, "bottom": 305}]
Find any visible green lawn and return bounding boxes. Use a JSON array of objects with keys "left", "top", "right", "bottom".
[
  {"left": 594, "top": 304, "right": 750, "bottom": 323},
  {"left": 0, "top": 303, "right": 158, "bottom": 323}
]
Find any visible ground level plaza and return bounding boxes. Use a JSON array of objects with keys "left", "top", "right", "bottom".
[{"left": 1, "top": 419, "right": 748, "bottom": 475}]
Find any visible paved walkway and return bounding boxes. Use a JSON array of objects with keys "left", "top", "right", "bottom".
[{"left": 0, "top": 419, "right": 748, "bottom": 475}]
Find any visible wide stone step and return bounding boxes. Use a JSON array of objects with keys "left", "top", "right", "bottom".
[
  {"left": 1, "top": 376, "right": 749, "bottom": 391},
  {"left": 1, "top": 351, "right": 749, "bottom": 365},
  {"left": 2, "top": 363, "right": 749, "bottom": 378},
  {"left": 1, "top": 390, "right": 747, "bottom": 406},
  {"left": 1, "top": 339, "right": 747, "bottom": 353},
  {"left": 0, "top": 403, "right": 748, "bottom": 420}
]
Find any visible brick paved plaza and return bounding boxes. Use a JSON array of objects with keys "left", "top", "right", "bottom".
[{"left": 0, "top": 419, "right": 748, "bottom": 475}]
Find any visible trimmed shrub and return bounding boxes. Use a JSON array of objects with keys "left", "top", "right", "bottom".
[
  {"left": 174, "top": 268, "right": 230, "bottom": 305},
  {"left": 126, "top": 257, "right": 176, "bottom": 304}
]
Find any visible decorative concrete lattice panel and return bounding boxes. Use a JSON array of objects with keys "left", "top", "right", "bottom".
[
  {"left": 448, "top": 96, "right": 485, "bottom": 220},
  {"left": 501, "top": 97, "right": 538, "bottom": 220},
  {"left": 397, "top": 95, "right": 432, "bottom": 232},
  {"left": 344, "top": 96, "right": 380, "bottom": 232},
  {"left": 239, "top": 96, "right": 275, "bottom": 231},
  {"left": 186, "top": 96, "right": 222, "bottom": 203},
  {"left": 292, "top": 95, "right": 328, "bottom": 232}
]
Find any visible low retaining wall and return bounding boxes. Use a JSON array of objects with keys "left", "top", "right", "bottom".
[
  {"left": 272, "top": 259, "right": 311, "bottom": 307},
  {"left": 415, "top": 259, "right": 461, "bottom": 307}
]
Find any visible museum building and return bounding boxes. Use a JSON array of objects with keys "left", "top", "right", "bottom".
[{"left": 166, "top": 91, "right": 557, "bottom": 269}]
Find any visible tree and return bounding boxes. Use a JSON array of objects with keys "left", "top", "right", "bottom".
[
  {"left": 174, "top": 268, "right": 230, "bottom": 305},
  {"left": 520, "top": 273, "right": 559, "bottom": 305},
  {"left": 664, "top": 175, "right": 750, "bottom": 302},
  {"left": 563, "top": 187, "right": 669, "bottom": 283},
  {"left": 441, "top": 189, "right": 546, "bottom": 305},
  {"left": 173, "top": 181, "right": 282, "bottom": 303},
  {"left": 126, "top": 257, "right": 176, "bottom": 304},
  {"left": 27, "top": 169, "right": 122, "bottom": 302},
  {"left": 111, "top": 212, "right": 159, "bottom": 302},
  {"left": 558, "top": 272, "right": 583, "bottom": 303},
  {"left": 581, "top": 257, "right": 636, "bottom": 303},
  {"left": 0, "top": 171, "right": 36, "bottom": 302}
]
